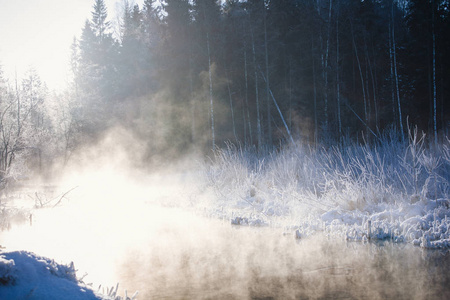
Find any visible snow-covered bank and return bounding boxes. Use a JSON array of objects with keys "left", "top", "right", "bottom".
[
  {"left": 0, "top": 130, "right": 448, "bottom": 298},
  {"left": 0, "top": 251, "right": 100, "bottom": 300},
  {"left": 0, "top": 250, "right": 138, "bottom": 300},
  {"left": 202, "top": 133, "right": 449, "bottom": 249}
]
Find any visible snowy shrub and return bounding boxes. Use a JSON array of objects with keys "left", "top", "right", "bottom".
[
  {"left": 0, "top": 207, "right": 29, "bottom": 230},
  {"left": 204, "top": 130, "right": 449, "bottom": 248}
]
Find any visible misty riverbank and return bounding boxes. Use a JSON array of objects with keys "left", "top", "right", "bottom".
[
  {"left": 1, "top": 195, "right": 450, "bottom": 299},
  {"left": 0, "top": 145, "right": 449, "bottom": 299},
  {"left": 1, "top": 211, "right": 450, "bottom": 299}
]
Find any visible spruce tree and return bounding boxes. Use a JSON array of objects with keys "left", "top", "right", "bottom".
[{"left": 91, "top": 0, "right": 110, "bottom": 41}]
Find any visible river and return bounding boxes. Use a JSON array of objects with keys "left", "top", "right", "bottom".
[{"left": 2, "top": 200, "right": 448, "bottom": 300}]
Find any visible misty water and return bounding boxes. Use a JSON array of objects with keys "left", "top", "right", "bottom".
[
  {"left": 116, "top": 213, "right": 450, "bottom": 300},
  {"left": 1, "top": 175, "right": 449, "bottom": 300}
]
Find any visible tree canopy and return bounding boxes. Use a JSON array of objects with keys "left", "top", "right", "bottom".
[{"left": 1, "top": 0, "right": 449, "bottom": 180}]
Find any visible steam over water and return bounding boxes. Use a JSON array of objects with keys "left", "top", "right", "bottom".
[
  {"left": 1, "top": 171, "right": 449, "bottom": 299},
  {"left": 117, "top": 218, "right": 450, "bottom": 299}
]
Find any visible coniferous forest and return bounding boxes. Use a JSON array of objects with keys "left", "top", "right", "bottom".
[{"left": 0, "top": 0, "right": 449, "bottom": 178}]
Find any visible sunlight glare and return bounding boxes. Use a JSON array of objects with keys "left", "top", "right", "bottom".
[
  {"left": 0, "top": 168, "right": 196, "bottom": 287},
  {"left": 0, "top": 0, "right": 144, "bottom": 90}
]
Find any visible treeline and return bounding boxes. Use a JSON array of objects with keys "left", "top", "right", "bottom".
[
  {"left": 71, "top": 0, "right": 449, "bottom": 151},
  {"left": 0, "top": 0, "right": 449, "bottom": 182}
]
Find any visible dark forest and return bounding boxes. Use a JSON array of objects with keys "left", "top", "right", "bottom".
[
  {"left": 72, "top": 0, "right": 449, "bottom": 149},
  {"left": 0, "top": 0, "right": 449, "bottom": 177}
]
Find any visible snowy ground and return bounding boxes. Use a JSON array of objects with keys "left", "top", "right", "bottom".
[
  {"left": 202, "top": 137, "right": 450, "bottom": 250},
  {"left": 0, "top": 134, "right": 449, "bottom": 299},
  {"left": 205, "top": 187, "right": 450, "bottom": 249},
  {"left": 0, "top": 251, "right": 107, "bottom": 300}
]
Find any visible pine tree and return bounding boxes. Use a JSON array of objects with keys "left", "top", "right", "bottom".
[
  {"left": 77, "top": 20, "right": 100, "bottom": 96},
  {"left": 164, "top": 0, "right": 192, "bottom": 87},
  {"left": 192, "top": 0, "right": 223, "bottom": 150},
  {"left": 142, "top": 0, "right": 162, "bottom": 49},
  {"left": 75, "top": 0, "right": 119, "bottom": 137},
  {"left": 118, "top": 3, "right": 153, "bottom": 97},
  {"left": 91, "top": 0, "right": 110, "bottom": 41}
]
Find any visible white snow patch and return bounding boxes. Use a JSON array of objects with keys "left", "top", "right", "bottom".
[{"left": 0, "top": 251, "right": 106, "bottom": 300}]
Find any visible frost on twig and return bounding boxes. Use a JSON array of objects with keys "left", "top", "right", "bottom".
[
  {"left": 31, "top": 186, "right": 78, "bottom": 208},
  {"left": 99, "top": 283, "right": 138, "bottom": 300}
]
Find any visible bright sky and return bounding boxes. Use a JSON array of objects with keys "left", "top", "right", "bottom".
[{"left": 0, "top": 0, "right": 143, "bottom": 91}]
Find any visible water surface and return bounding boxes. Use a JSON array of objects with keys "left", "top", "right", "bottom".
[{"left": 1, "top": 201, "right": 449, "bottom": 299}]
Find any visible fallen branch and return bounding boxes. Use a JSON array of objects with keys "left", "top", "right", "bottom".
[
  {"left": 258, "top": 66, "right": 296, "bottom": 145},
  {"left": 53, "top": 186, "right": 79, "bottom": 208}
]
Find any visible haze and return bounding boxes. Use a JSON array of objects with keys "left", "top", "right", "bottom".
[
  {"left": 0, "top": 0, "right": 448, "bottom": 298},
  {"left": 0, "top": 0, "right": 143, "bottom": 90}
]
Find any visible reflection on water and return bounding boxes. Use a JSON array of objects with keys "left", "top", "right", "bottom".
[
  {"left": 1, "top": 200, "right": 449, "bottom": 299},
  {"left": 117, "top": 214, "right": 450, "bottom": 300}
]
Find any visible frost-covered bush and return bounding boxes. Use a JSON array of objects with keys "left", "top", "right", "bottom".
[
  {"left": 0, "top": 206, "right": 30, "bottom": 230},
  {"left": 204, "top": 130, "right": 449, "bottom": 248}
]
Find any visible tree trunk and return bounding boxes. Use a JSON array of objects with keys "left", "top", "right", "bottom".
[
  {"left": 367, "top": 39, "right": 379, "bottom": 131},
  {"left": 15, "top": 71, "right": 21, "bottom": 138},
  {"left": 323, "top": 0, "right": 333, "bottom": 134},
  {"left": 225, "top": 66, "right": 238, "bottom": 144},
  {"left": 432, "top": 0, "right": 437, "bottom": 146},
  {"left": 251, "top": 28, "right": 262, "bottom": 149},
  {"left": 312, "top": 37, "right": 318, "bottom": 146},
  {"left": 391, "top": 3, "right": 405, "bottom": 143},
  {"left": 206, "top": 32, "right": 215, "bottom": 151},
  {"left": 243, "top": 37, "right": 253, "bottom": 146},
  {"left": 388, "top": 21, "right": 397, "bottom": 125},
  {"left": 263, "top": 8, "right": 272, "bottom": 145},
  {"left": 351, "top": 23, "right": 368, "bottom": 132},
  {"left": 336, "top": 5, "right": 342, "bottom": 137},
  {"left": 259, "top": 70, "right": 295, "bottom": 145}
]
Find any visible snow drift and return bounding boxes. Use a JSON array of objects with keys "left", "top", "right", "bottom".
[{"left": 0, "top": 251, "right": 100, "bottom": 300}]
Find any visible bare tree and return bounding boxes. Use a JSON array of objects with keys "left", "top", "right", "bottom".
[{"left": 0, "top": 69, "right": 48, "bottom": 182}]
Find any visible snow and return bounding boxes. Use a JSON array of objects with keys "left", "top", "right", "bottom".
[
  {"left": 0, "top": 135, "right": 448, "bottom": 298},
  {"left": 0, "top": 251, "right": 102, "bottom": 300},
  {"left": 203, "top": 181, "right": 449, "bottom": 249},
  {"left": 0, "top": 249, "right": 139, "bottom": 299},
  {"left": 201, "top": 140, "right": 450, "bottom": 250}
]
